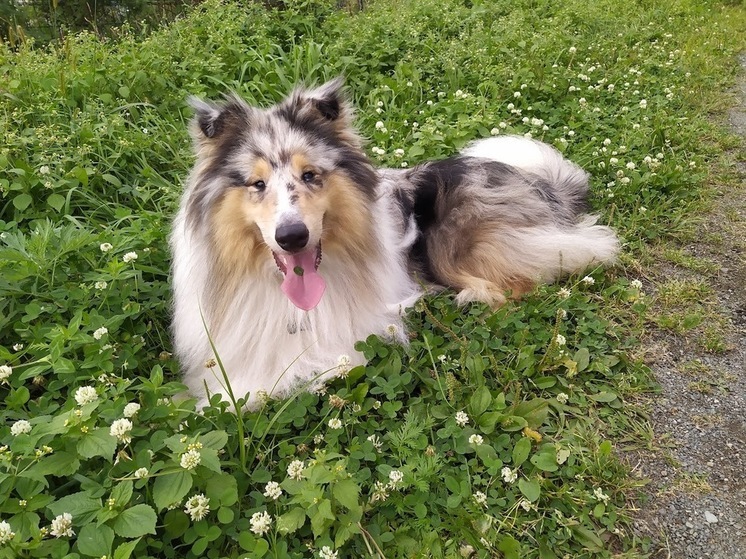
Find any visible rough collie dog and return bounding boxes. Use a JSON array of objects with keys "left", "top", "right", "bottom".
[{"left": 171, "top": 78, "right": 619, "bottom": 407}]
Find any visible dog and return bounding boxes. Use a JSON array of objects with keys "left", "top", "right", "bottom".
[{"left": 170, "top": 78, "right": 619, "bottom": 407}]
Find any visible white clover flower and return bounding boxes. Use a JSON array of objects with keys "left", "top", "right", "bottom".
[
  {"left": 581, "top": 276, "right": 595, "bottom": 286},
  {"left": 593, "top": 487, "right": 610, "bottom": 504},
  {"left": 631, "top": 279, "right": 643, "bottom": 290},
  {"left": 557, "top": 287, "right": 571, "bottom": 299},
  {"left": 506, "top": 102, "right": 515, "bottom": 110},
  {"left": 0, "top": 365, "right": 12, "bottom": 383},
  {"left": 39, "top": 165, "right": 51, "bottom": 175},
  {"left": 499, "top": 121, "right": 507, "bottom": 129},
  {"left": 263, "top": 481, "right": 283, "bottom": 501},
  {"left": 10, "top": 420, "right": 31, "bottom": 436},
  {"left": 12, "top": 344, "right": 23, "bottom": 351},
  {"left": 569, "top": 46, "right": 577, "bottom": 54},
  {"left": 556, "top": 392, "right": 569, "bottom": 404},
  {"left": 122, "top": 402, "right": 140, "bottom": 418},
  {"left": 0, "top": 520, "right": 14, "bottom": 544},
  {"left": 557, "top": 308, "right": 568, "bottom": 320},
  {"left": 473, "top": 491, "right": 487, "bottom": 507},
  {"left": 394, "top": 148, "right": 405, "bottom": 158},
  {"left": 249, "top": 511, "right": 272, "bottom": 535},
  {"left": 134, "top": 467, "right": 149, "bottom": 479},
  {"left": 287, "top": 460, "right": 305, "bottom": 481},
  {"left": 367, "top": 434, "right": 383, "bottom": 452},
  {"left": 94, "top": 281, "right": 108, "bottom": 290},
  {"left": 370, "top": 481, "right": 389, "bottom": 503},
  {"left": 626, "top": 161, "right": 636, "bottom": 170},
  {"left": 336, "top": 354, "right": 351, "bottom": 378},
  {"left": 180, "top": 448, "right": 201, "bottom": 470},
  {"left": 313, "top": 433, "right": 324, "bottom": 445},
  {"left": 50, "top": 513, "right": 74, "bottom": 538},
  {"left": 468, "top": 434, "right": 484, "bottom": 446},
  {"left": 455, "top": 411, "right": 469, "bottom": 427},
  {"left": 519, "top": 499, "right": 533, "bottom": 511},
  {"left": 122, "top": 252, "right": 138, "bottom": 263},
  {"left": 603, "top": 138, "right": 611, "bottom": 146},
  {"left": 513, "top": 91, "right": 521, "bottom": 98},
  {"left": 99, "top": 242, "right": 113, "bottom": 252},
  {"left": 93, "top": 326, "right": 108, "bottom": 340},
  {"left": 490, "top": 127, "right": 500, "bottom": 136},
  {"left": 388, "top": 469, "right": 404, "bottom": 488},
  {"left": 110, "top": 418, "right": 133, "bottom": 444},
  {"left": 319, "top": 546, "right": 338, "bottom": 559},
  {"left": 639, "top": 99, "right": 648, "bottom": 109},
  {"left": 459, "top": 544, "right": 475, "bottom": 557},
  {"left": 74, "top": 385, "right": 98, "bottom": 406},
  {"left": 375, "top": 121, "right": 385, "bottom": 130},
  {"left": 501, "top": 467, "right": 518, "bottom": 484},
  {"left": 184, "top": 494, "right": 210, "bottom": 521},
  {"left": 554, "top": 334, "right": 566, "bottom": 346},
  {"left": 385, "top": 323, "right": 399, "bottom": 337},
  {"left": 328, "top": 418, "right": 342, "bottom": 430}
]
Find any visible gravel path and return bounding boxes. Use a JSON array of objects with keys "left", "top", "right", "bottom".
[{"left": 632, "top": 54, "right": 746, "bottom": 558}]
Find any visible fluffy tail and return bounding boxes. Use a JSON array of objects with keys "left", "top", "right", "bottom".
[{"left": 462, "top": 136, "right": 590, "bottom": 215}]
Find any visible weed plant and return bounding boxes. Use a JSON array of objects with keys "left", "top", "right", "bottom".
[{"left": 0, "top": 0, "right": 744, "bottom": 557}]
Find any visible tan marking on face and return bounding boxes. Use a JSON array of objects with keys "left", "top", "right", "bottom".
[
  {"left": 209, "top": 188, "right": 268, "bottom": 321},
  {"left": 251, "top": 158, "right": 271, "bottom": 185},
  {"left": 290, "top": 153, "right": 315, "bottom": 177},
  {"left": 313, "top": 171, "right": 376, "bottom": 261}
]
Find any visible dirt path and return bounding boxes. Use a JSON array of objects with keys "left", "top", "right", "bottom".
[{"left": 632, "top": 55, "right": 746, "bottom": 558}]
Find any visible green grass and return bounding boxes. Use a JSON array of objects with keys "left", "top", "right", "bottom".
[{"left": 0, "top": 0, "right": 745, "bottom": 558}]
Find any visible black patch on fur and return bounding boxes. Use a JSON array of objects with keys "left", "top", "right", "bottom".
[
  {"left": 336, "top": 149, "right": 378, "bottom": 198},
  {"left": 408, "top": 156, "right": 471, "bottom": 229},
  {"left": 313, "top": 96, "right": 341, "bottom": 120},
  {"left": 531, "top": 176, "right": 563, "bottom": 210},
  {"left": 289, "top": 193, "right": 300, "bottom": 204}
]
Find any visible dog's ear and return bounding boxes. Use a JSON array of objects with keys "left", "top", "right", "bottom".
[
  {"left": 306, "top": 77, "right": 346, "bottom": 121},
  {"left": 188, "top": 94, "right": 251, "bottom": 142},
  {"left": 298, "top": 77, "right": 362, "bottom": 148}
]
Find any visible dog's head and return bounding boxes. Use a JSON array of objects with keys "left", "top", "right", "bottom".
[{"left": 185, "top": 79, "right": 379, "bottom": 310}]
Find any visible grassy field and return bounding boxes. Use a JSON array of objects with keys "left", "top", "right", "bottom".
[{"left": 1, "top": 0, "right": 745, "bottom": 557}]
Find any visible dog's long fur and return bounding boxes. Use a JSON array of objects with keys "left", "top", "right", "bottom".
[{"left": 171, "top": 78, "right": 619, "bottom": 407}]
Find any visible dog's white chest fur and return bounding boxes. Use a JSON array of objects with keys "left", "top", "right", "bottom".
[{"left": 171, "top": 195, "right": 420, "bottom": 407}]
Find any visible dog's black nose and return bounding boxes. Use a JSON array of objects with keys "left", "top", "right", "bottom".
[{"left": 275, "top": 222, "right": 310, "bottom": 252}]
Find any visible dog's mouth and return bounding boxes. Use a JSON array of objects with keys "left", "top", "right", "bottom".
[{"left": 272, "top": 242, "right": 325, "bottom": 311}]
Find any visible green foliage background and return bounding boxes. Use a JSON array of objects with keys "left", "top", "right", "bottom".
[{"left": 0, "top": 0, "right": 744, "bottom": 557}]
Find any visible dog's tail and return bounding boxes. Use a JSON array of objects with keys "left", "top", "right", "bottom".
[
  {"left": 462, "top": 135, "right": 620, "bottom": 275},
  {"left": 462, "top": 135, "right": 590, "bottom": 212}
]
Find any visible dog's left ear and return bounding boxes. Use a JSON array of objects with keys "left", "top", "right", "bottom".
[
  {"left": 299, "top": 77, "right": 361, "bottom": 148},
  {"left": 306, "top": 77, "right": 346, "bottom": 121}
]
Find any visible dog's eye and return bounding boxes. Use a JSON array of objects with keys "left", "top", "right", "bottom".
[
  {"left": 301, "top": 171, "right": 316, "bottom": 183},
  {"left": 251, "top": 180, "right": 266, "bottom": 191}
]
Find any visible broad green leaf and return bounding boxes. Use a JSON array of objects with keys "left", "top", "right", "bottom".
[
  {"left": 277, "top": 507, "right": 306, "bottom": 534},
  {"left": 200, "top": 430, "right": 228, "bottom": 450},
  {"left": 498, "top": 535, "right": 522, "bottom": 559},
  {"left": 110, "top": 481, "right": 133, "bottom": 508},
  {"left": 469, "top": 386, "right": 492, "bottom": 417},
  {"left": 205, "top": 473, "right": 238, "bottom": 506},
  {"left": 77, "top": 428, "right": 116, "bottom": 461},
  {"left": 77, "top": 524, "right": 114, "bottom": 557},
  {"left": 48, "top": 492, "right": 101, "bottom": 524},
  {"left": 13, "top": 193, "right": 32, "bottom": 211},
  {"left": 112, "top": 504, "right": 157, "bottom": 538},
  {"left": 518, "top": 478, "right": 541, "bottom": 502},
  {"left": 530, "top": 447, "right": 559, "bottom": 472},
  {"left": 333, "top": 478, "right": 361, "bottom": 512},
  {"left": 47, "top": 193, "right": 65, "bottom": 212},
  {"left": 512, "top": 437, "right": 532, "bottom": 467},
  {"left": 153, "top": 471, "right": 193, "bottom": 511},
  {"left": 574, "top": 347, "right": 590, "bottom": 372},
  {"left": 113, "top": 538, "right": 141, "bottom": 559},
  {"left": 310, "top": 499, "right": 334, "bottom": 537}
]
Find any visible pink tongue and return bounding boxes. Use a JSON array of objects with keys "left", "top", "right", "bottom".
[{"left": 280, "top": 249, "right": 326, "bottom": 311}]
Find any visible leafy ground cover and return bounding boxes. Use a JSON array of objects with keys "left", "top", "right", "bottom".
[{"left": 0, "top": 0, "right": 744, "bottom": 557}]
